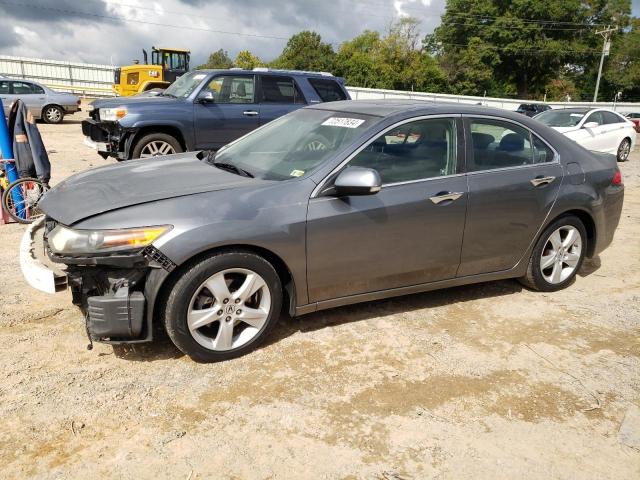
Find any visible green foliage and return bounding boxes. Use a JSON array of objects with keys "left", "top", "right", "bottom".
[
  {"left": 271, "top": 31, "right": 336, "bottom": 72},
  {"left": 234, "top": 50, "right": 263, "bottom": 70},
  {"left": 196, "top": 49, "right": 233, "bottom": 70},
  {"left": 603, "top": 18, "right": 640, "bottom": 101}
]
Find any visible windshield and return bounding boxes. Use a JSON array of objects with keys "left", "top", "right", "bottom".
[
  {"left": 163, "top": 71, "right": 207, "bottom": 98},
  {"left": 212, "top": 108, "right": 379, "bottom": 181},
  {"left": 535, "top": 110, "right": 587, "bottom": 127}
]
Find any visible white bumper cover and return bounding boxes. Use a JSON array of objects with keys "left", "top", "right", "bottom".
[{"left": 20, "top": 218, "right": 67, "bottom": 294}]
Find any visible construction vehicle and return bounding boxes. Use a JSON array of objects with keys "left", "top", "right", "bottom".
[{"left": 113, "top": 47, "right": 190, "bottom": 96}]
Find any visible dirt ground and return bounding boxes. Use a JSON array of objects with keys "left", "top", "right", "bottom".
[{"left": 0, "top": 111, "right": 639, "bottom": 480}]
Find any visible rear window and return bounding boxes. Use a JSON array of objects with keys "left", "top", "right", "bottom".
[
  {"left": 260, "top": 75, "right": 304, "bottom": 104},
  {"left": 308, "top": 78, "right": 347, "bottom": 102}
]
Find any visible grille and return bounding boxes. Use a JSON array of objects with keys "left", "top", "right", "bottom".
[{"left": 143, "top": 246, "right": 176, "bottom": 272}]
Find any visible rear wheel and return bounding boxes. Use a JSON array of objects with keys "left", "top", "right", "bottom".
[
  {"left": 163, "top": 251, "right": 282, "bottom": 362},
  {"left": 131, "top": 133, "right": 183, "bottom": 159},
  {"left": 42, "top": 105, "right": 64, "bottom": 124},
  {"left": 519, "top": 215, "right": 586, "bottom": 292},
  {"left": 617, "top": 138, "right": 631, "bottom": 162},
  {"left": 1, "top": 177, "right": 48, "bottom": 224}
]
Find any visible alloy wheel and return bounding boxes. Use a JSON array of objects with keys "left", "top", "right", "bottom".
[
  {"left": 618, "top": 139, "right": 631, "bottom": 161},
  {"left": 45, "top": 107, "right": 62, "bottom": 123},
  {"left": 540, "top": 225, "right": 582, "bottom": 284},
  {"left": 187, "top": 268, "right": 271, "bottom": 351},
  {"left": 140, "top": 140, "right": 176, "bottom": 157}
]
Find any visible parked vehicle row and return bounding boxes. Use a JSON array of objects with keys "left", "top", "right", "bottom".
[
  {"left": 0, "top": 78, "right": 80, "bottom": 124},
  {"left": 21, "top": 101, "right": 624, "bottom": 362},
  {"left": 82, "top": 68, "right": 350, "bottom": 160}
]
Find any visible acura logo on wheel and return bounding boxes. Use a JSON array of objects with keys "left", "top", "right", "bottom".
[{"left": 226, "top": 305, "right": 235, "bottom": 314}]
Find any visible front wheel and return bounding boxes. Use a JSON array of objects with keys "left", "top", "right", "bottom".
[
  {"left": 1, "top": 177, "right": 48, "bottom": 224},
  {"left": 519, "top": 216, "right": 586, "bottom": 292},
  {"left": 163, "top": 252, "right": 282, "bottom": 362},
  {"left": 131, "top": 133, "right": 183, "bottom": 159},
  {"left": 617, "top": 138, "right": 631, "bottom": 162}
]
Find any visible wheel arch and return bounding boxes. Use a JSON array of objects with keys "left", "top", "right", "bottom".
[
  {"left": 543, "top": 208, "right": 597, "bottom": 258},
  {"left": 149, "top": 244, "right": 297, "bottom": 334},
  {"left": 129, "top": 125, "right": 187, "bottom": 156}
]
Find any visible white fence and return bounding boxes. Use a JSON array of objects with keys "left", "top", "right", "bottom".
[
  {"left": 0, "top": 55, "right": 115, "bottom": 96},
  {"left": 346, "top": 87, "right": 640, "bottom": 113}
]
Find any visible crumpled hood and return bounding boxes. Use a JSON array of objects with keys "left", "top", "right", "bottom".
[{"left": 40, "top": 153, "right": 261, "bottom": 225}]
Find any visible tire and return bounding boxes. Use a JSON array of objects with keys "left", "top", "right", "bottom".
[
  {"left": 42, "top": 105, "right": 64, "bottom": 124},
  {"left": 163, "top": 251, "right": 283, "bottom": 362},
  {"left": 616, "top": 138, "right": 631, "bottom": 162},
  {"left": 131, "top": 133, "right": 183, "bottom": 159},
  {"left": 519, "top": 215, "right": 587, "bottom": 292},
  {"left": 1, "top": 177, "right": 47, "bottom": 224}
]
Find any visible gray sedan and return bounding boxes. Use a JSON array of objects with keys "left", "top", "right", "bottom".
[
  {"left": 21, "top": 101, "right": 624, "bottom": 362},
  {"left": 1, "top": 78, "right": 80, "bottom": 123}
]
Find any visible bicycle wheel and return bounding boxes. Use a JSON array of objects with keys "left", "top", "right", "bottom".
[{"left": 2, "top": 178, "right": 48, "bottom": 224}]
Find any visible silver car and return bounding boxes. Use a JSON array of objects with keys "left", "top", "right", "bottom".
[
  {"left": 0, "top": 78, "right": 80, "bottom": 123},
  {"left": 20, "top": 101, "right": 624, "bottom": 362}
]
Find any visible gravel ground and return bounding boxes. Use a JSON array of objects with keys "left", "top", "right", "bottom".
[{"left": 0, "top": 112, "right": 638, "bottom": 479}]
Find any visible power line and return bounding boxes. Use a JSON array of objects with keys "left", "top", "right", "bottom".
[{"left": 437, "top": 42, "right": 603, "bottom": 55}]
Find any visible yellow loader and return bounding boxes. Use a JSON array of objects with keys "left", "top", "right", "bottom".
[{"left": 113, "top": 47, "right": 190, "bottom": 96}]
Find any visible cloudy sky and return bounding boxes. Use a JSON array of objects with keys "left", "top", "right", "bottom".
[{"left": 0, "top": 0, "right": 447, "bottom": 66}]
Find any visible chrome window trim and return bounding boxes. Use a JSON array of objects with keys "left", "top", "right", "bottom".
[
  {"left": 464, "top": 114, "right": 561, "bottom": 172},
  {"left": 311, "top": 114, "right": 462, "bottom": 198}
]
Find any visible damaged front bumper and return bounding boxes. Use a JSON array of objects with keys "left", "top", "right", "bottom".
[
  {"left": 20, "top": 218, "right": 175, "bottom": 344},
  {"left": 81, "top": 118, "right": 136, "bottom": 160}
]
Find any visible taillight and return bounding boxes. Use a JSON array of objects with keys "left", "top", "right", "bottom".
[{"left": 612, "top": 167, "right": 623, "bottom": 186}]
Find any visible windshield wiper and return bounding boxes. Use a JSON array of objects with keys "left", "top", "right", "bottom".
[{"left": 213, "top": 161, "right": 254, "bottom": 178}]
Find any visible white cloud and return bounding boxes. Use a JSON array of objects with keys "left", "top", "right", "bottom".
[{"left": 394, "top": 0, "right": 432, "bottom": 17}]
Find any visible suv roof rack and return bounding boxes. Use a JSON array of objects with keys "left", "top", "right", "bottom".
[{"left": 252, "top": 67, "right": 333, "bottom": 76}]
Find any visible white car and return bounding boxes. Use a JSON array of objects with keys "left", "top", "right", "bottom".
[{"left": 534, "top": 108, "right": 636, "bottom": 162}]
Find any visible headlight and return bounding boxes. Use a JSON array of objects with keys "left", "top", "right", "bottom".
[
  {"left": 48, "top": 225, "right": 172, "bottom": 255},
  {"left": 99, "top": 107, "right": 127, "bottom": 122}
]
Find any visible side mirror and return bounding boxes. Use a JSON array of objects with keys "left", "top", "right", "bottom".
[
  {"left": 583, "top": 121, "right": 599, "bottom": 129},
  {"left": 196, "top": 91, "right": 215, "bottom": 103},
  {"left": 333, "top": 167, "right": 382, "bottom": 196}
]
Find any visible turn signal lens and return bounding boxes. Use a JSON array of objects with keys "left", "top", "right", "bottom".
[{"left": 612, "top": 168, "right": 623, "bottom": 186}]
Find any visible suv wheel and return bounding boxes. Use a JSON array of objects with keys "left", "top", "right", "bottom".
[
  {"left": 42, "top": 105, "right": 64, "bottom": 124},
  {"left": 163, "top": 251, "right": 283, "bottom": 362},
  {"left": 132, "top": 133, "right": 183, "bottom": 159},
  {"left": 519, "top": 215, "right": 586, "bottom": 292}
]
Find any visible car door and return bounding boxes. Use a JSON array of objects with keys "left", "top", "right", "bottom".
[
  {"left": 601, "top": 111, "right": 631, "bottom": 153},
  {"left": 458, "top": 117, "right": 562, "bottom": 277},
  {"left": 257, "top": 75, "right": 305, "bottom": 126},
  {"left": 10, "top": 81, "right": 45, "bottom": 118},
  {"left": 193, "top": 74, "right": 260, "bottom": 149},
  {"left": 306, "top": 116, "right": 468, "bottom": 302},
  {"left": 575, "top": 111, "right": 607, "bottom": 152},
  {"left": 0, "top": 80, "right": 10, "bottom": 116}
]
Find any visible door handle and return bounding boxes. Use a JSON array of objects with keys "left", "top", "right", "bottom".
[
  {"left": 243, "top": 110, "right": 259, "bottom": 116},
  {"left": 429, "top": 191, "right": 463, "bottom": 204},
  {"left": 530, "top": 176, "right": 556, "bottom": 187}
]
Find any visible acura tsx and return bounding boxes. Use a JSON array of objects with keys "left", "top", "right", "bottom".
[{"left": 20, "top": 101, "right": 624, "bottom": 362}]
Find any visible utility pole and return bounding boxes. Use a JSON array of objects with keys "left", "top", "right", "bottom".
[{"left": 593, "top": 26, "right": 616, "bottom": 102}]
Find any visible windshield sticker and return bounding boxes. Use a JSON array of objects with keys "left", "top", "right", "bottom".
[
  {"left": 322, "top": 117, "right": 365, "bottom": 128},
  {"left": 290, "top": 169, "right": 305, "bottom": 177}
]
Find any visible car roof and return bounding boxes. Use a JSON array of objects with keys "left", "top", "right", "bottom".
[
  {"left": 307, "top": 99, "right": 536, "bottom": 119},
  {"left": 194, "top": 68, "right": 340, "bottom": 79}
]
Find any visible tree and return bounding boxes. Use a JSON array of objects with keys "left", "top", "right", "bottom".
[
  {"left": 234, "top": 50, "right": 263, "bottom": 70},
  {"left": 272, "top": 31, "right": 336, "bottom": 72},
  {"left": 602, "top": 17, "right": 640, "bottom": 101},
  {"left": 197, "top": 49, "right": 233, "bottom": 69},
  {"left": 335, "top": 18, "right": 446, "bottom": 92},
  {"left": 429, "top": 0, "right": 631, "bottom": 98}
]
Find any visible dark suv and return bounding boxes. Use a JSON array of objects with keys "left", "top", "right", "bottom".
[
  {"left": 82, "top": 68, "right": 350, "bottom": 160},
  {"left": 516, "top": 103, "right": 551, "bottom": 117}
]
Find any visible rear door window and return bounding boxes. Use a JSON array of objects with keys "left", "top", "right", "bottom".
[
  {"left": 468, "top": 118, "right": 534, "bottom": 171},
  {"left": 260, "top": 75, "right": 305, "bottom": 104},
  {"left": 308, "top": 78, "right": 347, "bottom": 102},
  {"left": 602, "top": 111, "right": 624, "bottom": 125}
]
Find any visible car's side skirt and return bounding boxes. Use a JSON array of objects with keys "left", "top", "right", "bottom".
[{"left": 294, "top": 266, "right": 526, "bottom": 316}]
